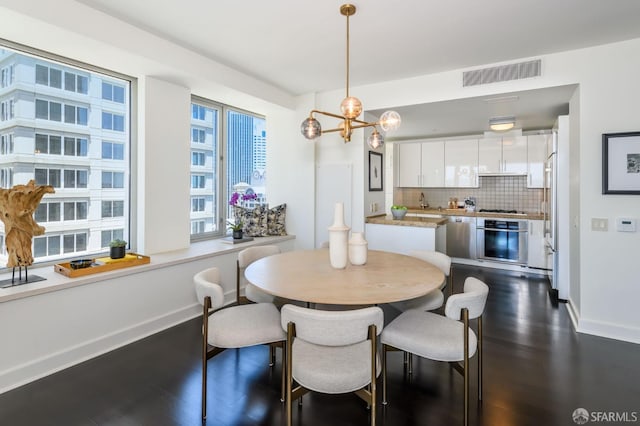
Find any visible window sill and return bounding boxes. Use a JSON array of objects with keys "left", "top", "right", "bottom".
[{"left": 0, "top": 234, "right": 295, "bottom": 304}]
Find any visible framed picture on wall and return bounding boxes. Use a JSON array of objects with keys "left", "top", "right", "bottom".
[
  {"left": 603, "top": 131, "right": 640, "bottom": 194},
  {"left": 368, "top": 151, "right": 383, "bottom": 191}
]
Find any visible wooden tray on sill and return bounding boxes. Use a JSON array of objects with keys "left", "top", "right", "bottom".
[{"left": 54, "top": 253, "right": 150, "bottom": 278}]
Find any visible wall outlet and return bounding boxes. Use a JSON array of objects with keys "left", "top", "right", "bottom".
[{"left": 591, "top": 218, "right": 608, "bottom": 232}]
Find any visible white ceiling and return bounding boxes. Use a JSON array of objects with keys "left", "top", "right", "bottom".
[{"left": 77, "top": 0, "right": 640, "bottom": 138}]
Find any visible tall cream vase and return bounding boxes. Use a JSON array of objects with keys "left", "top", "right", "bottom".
[{"left": 328, "top": 202, "right": 350, "bottom": 269}]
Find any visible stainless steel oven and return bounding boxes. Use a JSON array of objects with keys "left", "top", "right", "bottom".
[{"left": 476, "top": 217, "right": 528, "bottom": 264}]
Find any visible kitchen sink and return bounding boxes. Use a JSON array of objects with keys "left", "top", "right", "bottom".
[{"left": 409, "top": 213, "right": 444, "bottom": 219}]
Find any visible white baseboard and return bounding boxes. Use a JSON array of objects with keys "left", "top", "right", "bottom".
[
  {"left": 565, "top": 299, "right": 580, "bottom": 331},
  {"left": 0, "top": 304, "right": 200, "bottom": 394},
  {"left": 576, "top": 316, "right": 640, "bottom": 344}
]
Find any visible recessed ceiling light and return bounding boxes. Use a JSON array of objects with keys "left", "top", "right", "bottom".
[{"left": 489, "top": 116, "right": 516, "bottom": 131}]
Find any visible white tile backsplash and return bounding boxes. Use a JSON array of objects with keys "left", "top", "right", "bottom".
[{"left": 395, "top": 176, "right": 543, "bottom": 213}]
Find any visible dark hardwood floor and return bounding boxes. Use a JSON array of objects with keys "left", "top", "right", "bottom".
[{"left": 2, "top": 264, "right": 639, "bottom": 426}]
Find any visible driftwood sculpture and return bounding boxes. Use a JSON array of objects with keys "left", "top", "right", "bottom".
[{"left": 0, "top": 180, "right": 55, "bottom": 268}]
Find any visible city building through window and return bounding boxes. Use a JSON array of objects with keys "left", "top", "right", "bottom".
[
  {"left": 190, "top": 97, "right": 266, "bottom": 239},
  {"left": 0, "top": 45, "right": 131, "bottom": 264}
]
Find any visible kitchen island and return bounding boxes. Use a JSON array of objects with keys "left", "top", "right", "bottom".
[
  {"left": 364, "top": 208, "right": 547, "bottom": 273},
  {"left": 365, "top": 214, "right": 447, "bottom": 255}
]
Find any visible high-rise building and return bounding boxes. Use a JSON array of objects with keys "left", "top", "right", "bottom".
[{"left": 0, "top": 48, "right": 130, "bottom": 264}]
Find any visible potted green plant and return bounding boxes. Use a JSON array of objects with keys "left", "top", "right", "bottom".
[
  {"left": 109, "top": 239, "right": 127, "bottom": 259},
  {"left": 227, "top": 220, "right": 243, "bottom": 239}
]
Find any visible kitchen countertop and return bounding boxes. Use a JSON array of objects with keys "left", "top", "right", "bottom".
[
  {"left": 365, "top": 208, "right": 544, "bottom": 228},
  {"left": 365, "top": 214, "right": 448, "bottom": 228},
  {"left": 403, "top": 207, "right": 544, "bottom": 220}
]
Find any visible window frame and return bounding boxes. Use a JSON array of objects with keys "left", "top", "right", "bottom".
[
  {"left": 189, "top": 95, "right": 266, "bottom": 242},
  {"left": 0, "top": 38, "right": 136, "bottom": 267}
]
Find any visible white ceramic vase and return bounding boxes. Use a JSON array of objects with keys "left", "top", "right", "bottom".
[
  {"left": 328, "top": 202, "right": 350, "bottom": 269},
  {"left": 348, "top": 232, "right": 368, "bottom": 266}
]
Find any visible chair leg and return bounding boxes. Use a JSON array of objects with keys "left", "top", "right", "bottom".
[
  {"left": 463, "top": 308, "right": 469, "bottom": 426},
  {"left": 370, "top": 325, "right": 377, "bottom": 426},
  {"left": 280, "top": 342, "right": 286, "bottom": 403},
  {"left": 236, "top": 261, "right": 241, "bottom": 305},
  {"left": 382, "top": 344, "right": 388, "bottom": 405},
  {"left": 269, "top": 344, "right": 275, "bottom": 366},
  {"left": 286, "top": 322, "right": 294, "bottom": 426},
  {"left": 478, "top": 316, "right": 483, "bottom": 402},
  {"left": 201, "top": 299, "right": 209, "bottom": 422}
]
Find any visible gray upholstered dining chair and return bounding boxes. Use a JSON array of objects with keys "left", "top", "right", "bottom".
[
  {"left": 236, "top": 245, "right": 281, "bottom": 304},
  {"left": 391, "top": 250, "right": 452, "bottom": 313},
  {"left": 280, "top": 304, "right": 384, "bottom": 426},
  {"left": 381, "top": 276, "right": 489, "bottom": 426},
  {"left": 194, "top": 267, "right": 286, "bottom": 422},
  {"left": 391, "top": 250, "right": 453, "bottom": 372}
]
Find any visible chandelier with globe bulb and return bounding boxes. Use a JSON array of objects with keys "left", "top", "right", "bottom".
[{"left": 300, "top": 4, "right": 401, "bottom": 149}]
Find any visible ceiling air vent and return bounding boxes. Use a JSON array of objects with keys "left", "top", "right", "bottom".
[{"left": 463, "top": 59, "right": 541, "bottom": 87}]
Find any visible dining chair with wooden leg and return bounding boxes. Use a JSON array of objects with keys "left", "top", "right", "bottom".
[
  {"left": 381, "top": 276, "right": 489, "bottom": 426},
  {"left": 194, "top": 267, "right": 286, "bottom": 423},
  {"left": 390, "top": 250, "right": 453, "bottom": 372},
  {"left": 281, "top": 304, "right": 384, "bottom": 426},
  {"left": 236, "top": 245, "right": 281, "bottom": 305}
]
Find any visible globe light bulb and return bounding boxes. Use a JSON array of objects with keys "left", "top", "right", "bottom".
[
  {"left": 340, "top": 96, "right": 363, "bottom": 119},
  {"left": 367, "top": 129, "right": 384, "bottom": 149},
  {"left": 379, "top": 110, "right": 401, "bottom": 132},
  {"left": 300, "top": 117, "right": 321, "bottom": 140}
]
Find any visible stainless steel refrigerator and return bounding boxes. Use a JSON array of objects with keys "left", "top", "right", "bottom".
[{"left": 544, "top": 115, "right": 569, "bottom": 301}]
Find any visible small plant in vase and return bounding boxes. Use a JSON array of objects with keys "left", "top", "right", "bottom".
[
  {"left": 109, "top": 239, "right": 127, "bottom": 259},
  {"left": 227, "top": 220, "right": 244, "bottom": 239}
]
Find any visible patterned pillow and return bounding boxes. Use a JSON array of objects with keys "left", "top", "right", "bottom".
[
  {"left": 233, "top": 205, "right": 268, "bottom": 237},
  {"left": 267, "top": 204, "right": 287, "bottom": 236}
]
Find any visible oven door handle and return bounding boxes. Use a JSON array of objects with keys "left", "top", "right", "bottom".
[{"left": 478, "top": 227, "right": 527, "bottom": 233}]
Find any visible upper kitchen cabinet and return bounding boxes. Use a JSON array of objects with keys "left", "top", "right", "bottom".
[
  {"left": 478, "top": 136, "right": 527, "bottom": 174},
  {"left": 397, "top": 141, "right": 445, "bottom": 187},
  {"left": 444, "top": 138, "right": 479, "bottom": 187},
  {"left": 527, "top": 134, "right": 551, "bottom": 188},
  {"left": 397, "top": 142, "right": 421, "bottom": 187}
]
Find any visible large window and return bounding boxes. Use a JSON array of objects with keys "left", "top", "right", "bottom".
[
  {"left": 189, "top": 97, "right": 266, "bottom": 240},
  {"left": 0, "top": 42, "right": 131, "bottom": 265}
]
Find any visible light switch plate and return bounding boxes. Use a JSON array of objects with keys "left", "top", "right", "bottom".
[{"left": 591, "top": 218, "right": 608, "bottom": 231}]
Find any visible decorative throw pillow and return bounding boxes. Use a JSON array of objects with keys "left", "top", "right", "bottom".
[
  {"left": 267, "top": 203, "right": 287, "bottom": 236},
  {"left": 233, "top": 205, "right": 268, "bottom": 237}
]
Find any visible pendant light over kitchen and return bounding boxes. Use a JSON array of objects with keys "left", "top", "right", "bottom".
[{"left": 300, "top": 4, "right": 401, "bottom": 149}]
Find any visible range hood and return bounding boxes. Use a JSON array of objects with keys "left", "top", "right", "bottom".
[{"left": 479, "top": 128, "right": 528, "bottom": 176}]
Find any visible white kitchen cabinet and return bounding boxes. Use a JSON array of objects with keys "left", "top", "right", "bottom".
[
  {"left": 421, "top": 141, "right": 445, "bottom": 187},
  {"left": 527, "top": 219, "right": 547, "bottom": 269},
  {"left": 527, "top": 134, "right": 550, "bottom": 188},
  {"left": 478, "top": 136, "right": 527, "bottom": 174},
  {"left": 397, "top": 141, "right": 444, "bottom": 187},
  {"left": 397, "top": 142, "right": 422, "bottom": 187},
  {"left": 444, "top": 138, "right": 478, "bottom": 187}
]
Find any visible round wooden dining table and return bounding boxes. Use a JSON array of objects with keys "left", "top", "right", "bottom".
[{"left": 244, "top": 249, "right": 444, "bottom": 305}]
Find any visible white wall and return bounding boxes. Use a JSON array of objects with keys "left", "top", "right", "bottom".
[
  {"left": 0, "top": 238, "right": 295, "bottom": 393},
  {"left": 0, "top": 3, "right": 311, "bottom": 393},
  {"left": 312, "top": 40, "right": 640, "bottom": 343}
]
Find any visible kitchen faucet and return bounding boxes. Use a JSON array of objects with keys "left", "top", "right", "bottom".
[{"left": 419, "top": 192, "right": 427, "bottom": 209}]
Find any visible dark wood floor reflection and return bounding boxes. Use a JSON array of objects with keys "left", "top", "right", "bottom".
[{"left": 2, "top": 264, "right": 640, "bottom": 426}]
